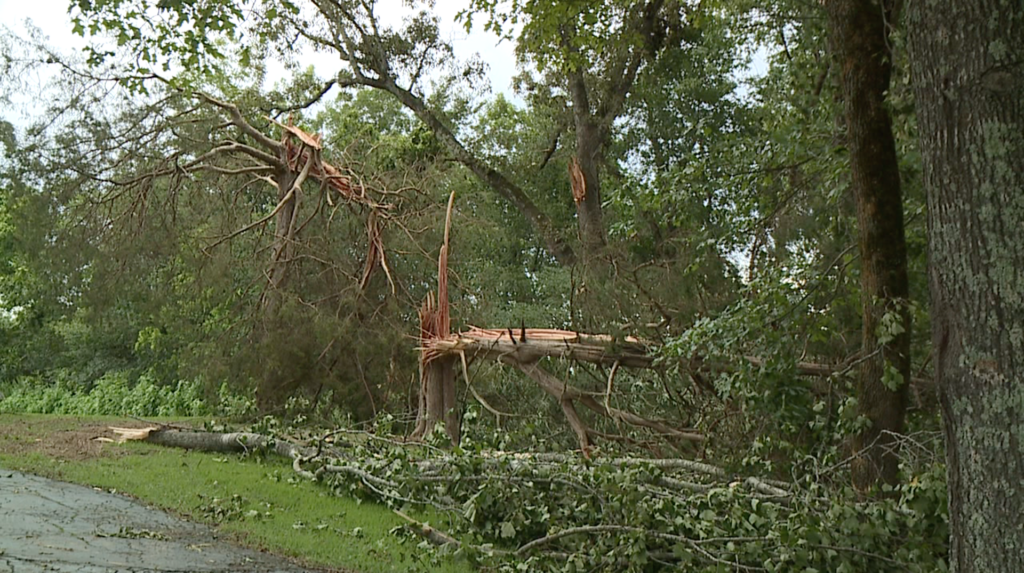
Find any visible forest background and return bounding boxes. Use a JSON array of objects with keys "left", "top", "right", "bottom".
[{"left": 1, "top": 0, "right": 1020, "bottom": 571}]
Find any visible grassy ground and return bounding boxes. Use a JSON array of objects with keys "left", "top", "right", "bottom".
[{"left": 0, "top": 414, "right": 472, "bottom": 573}]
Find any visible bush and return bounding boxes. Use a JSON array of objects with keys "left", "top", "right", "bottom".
[{"left": 0, "top": 372, "right": 238, "bottom": 417}]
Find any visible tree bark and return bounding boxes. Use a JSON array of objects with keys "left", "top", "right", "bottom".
[
  {"left": 825, "top": 0, "right": 911, "bottom": 492},
  {"left": 567, "top": 71, "right": 607, "bottom": 253},
  {"left": 266, "top": 165, "right": 299, "bottom": 311},
  {"left": 413, "top": 356, "right": 459, "bottom": 444},
  {"left": 561, "top": 0, "right": 666, "bottom": 257},
  {"left": 907, "top": 1, "right": 1024, "bottom": 570}
]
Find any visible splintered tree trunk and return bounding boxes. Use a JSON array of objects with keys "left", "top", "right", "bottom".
[
  {"left": 413, "top": 193, "right": 460, "bottom": 445},
  {"left": 826, "top": 0, "right": 911, "bottom": 492},
  {"left": 908, "top": 1, "right": 1024, "bottom": 570},
  {"left": 413, "top": 295, "right": 459, "bottom": 444}
]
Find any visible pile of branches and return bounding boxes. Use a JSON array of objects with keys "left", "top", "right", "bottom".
[{"left": 113, "top": 425, "right": 946, "bottom": 572}]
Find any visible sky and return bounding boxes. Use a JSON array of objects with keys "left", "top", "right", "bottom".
[
  {"left": 0, "top": 0, "right": 521, "bottom": 97},
  {"left": 2, "top": 0, "right": 769, "bottom": 118}
]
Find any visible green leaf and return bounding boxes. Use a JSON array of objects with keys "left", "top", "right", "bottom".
[{"left": 499, "top": 522, "right": 516, "bottom": 538}]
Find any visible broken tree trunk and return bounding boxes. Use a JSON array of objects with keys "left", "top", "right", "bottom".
[
  {"left": 256, "top": 137, "right": 305, "bottom": 411},
  {"left": 411, "top": 192, "right": 459, "bottom": 445},
  {"left": 419, "top": 326, "right": 933, "bottom": 452},
  {"left": 204, "top": 114, "right": 390, "bottom": 411},
  {"left": 110, "top": 426, "right": 796, "bottom": 517},
  {"left": 425, "top": 327, "right": 652, "bottom": 368},
  {"left": 109, "top": 427, "right": 310, "bottom": 458},
  {"left": 420, "top": 326, "right": 704, "bottom": 452},
  {"left": 424, "top": 327, "right": 930, "bottom": 385},
  {"left": 412, "top": 294, "right": 460, "bottom": 444}
]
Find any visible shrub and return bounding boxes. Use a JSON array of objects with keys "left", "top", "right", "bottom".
[{"left": 0, "top": 372, "right": 227, "bottom": 417}]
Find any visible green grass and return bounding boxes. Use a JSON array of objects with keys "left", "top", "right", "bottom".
[{"left": 0, "top": 415, "right": 472, "bottom": 573}]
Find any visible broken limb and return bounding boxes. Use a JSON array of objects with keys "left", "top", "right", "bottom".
[
  {"left": 392, "top": 509, "right": 459, "bottom": 547},
  {"left": 459, "top": 349, "right": 515, "bottom": 423},
  {"left": 507, "top": 360, "right": 705, "bottom": 447},
  {"left": 109, "top": 427, "right": 311, "bottom": 459},
  {"left": 108, "top": 426, "right": 795, "bottom": 505}
]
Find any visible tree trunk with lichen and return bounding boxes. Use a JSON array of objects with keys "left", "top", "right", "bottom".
[
  {"left": 826, "top": 0, "right": 912, "bottom": 493},
  {"left": 908, "top": 0, "right": 1024, "bottom": 570}
]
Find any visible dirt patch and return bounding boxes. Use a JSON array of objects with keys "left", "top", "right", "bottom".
[{"left": 0, "top": 415, "right": 194, "bottom": 461}]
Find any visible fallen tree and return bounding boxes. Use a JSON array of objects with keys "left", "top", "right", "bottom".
[
  {"left": 109, "top": 425, "right": 767, "bottom": 497},
  {"left": 107, "top": 424, "right": 943, "bottom": 572},
  {"left": 423, "top": 327, "right": 653, "bottom": 368},
  {"left": 422, "top": 326, "right": 921, "bottom": 382},
  {"left": 416, "top": 324, "right": 935, "bottom": 451},
  {"left": 410, "top": 195, "right": 919, "bottom": 451},
  {"left": 417, "top": 323, "right": 707, "bottom": 450}
]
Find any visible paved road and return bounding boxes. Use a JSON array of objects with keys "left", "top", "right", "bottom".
[{"left": 0, "top": 469, "right": 321, "bottom": 573}]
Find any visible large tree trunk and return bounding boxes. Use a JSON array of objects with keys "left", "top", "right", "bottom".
[
  {"left": 826, "top": 0, "right": 911, "bottom": 492},
  {"left": 567, "top": 70, "right": 608, "bottom": 254},
  {"left": 256, "top": 165, "right": 300, "bottom": 410},
  {"left": 413, "top": 356, "right": 459, "bottom": 443},
  {"left": 907, "top": 1, "right": 1024, "bottom": 570},
  {"left": 265, "top": 166, "right": 299, "bottom": 313}
]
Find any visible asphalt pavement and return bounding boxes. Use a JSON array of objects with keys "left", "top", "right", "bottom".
[{"left": 0, "top": 468, "right": 322, "bottom": 573}]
